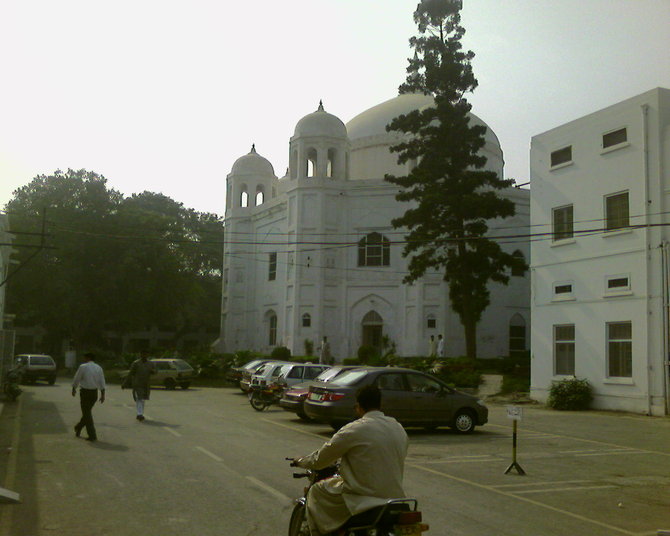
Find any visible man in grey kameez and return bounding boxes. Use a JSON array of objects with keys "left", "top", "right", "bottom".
[
  {"left": 127, "top": 350, "right": 156, "bottom": 421},
  {"left": 295, "top": 385, "right": 408, "bottom": 535}
]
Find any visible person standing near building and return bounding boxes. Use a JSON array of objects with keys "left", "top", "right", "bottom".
[
  {"left": 127, "top": 350, "right": 156, "bottom": 422},
  {"left": 319, "top": 336, "right": 332, "bottom": 365},
  {"left": 437, "top": 334, "right": 445, "bottom": 358},
  {"left": 72, "top": 352, "right": 106, "bottom": 442},
  {"left": 428, "top": 335, "right": 436, "bottom": 358}
]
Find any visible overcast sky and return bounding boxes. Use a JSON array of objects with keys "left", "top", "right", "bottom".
[{"left": 1, "top": 0, "right": 669, "bottom": 216}]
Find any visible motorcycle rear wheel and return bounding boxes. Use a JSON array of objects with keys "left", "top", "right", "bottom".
[
  {"left": 288, "top": 503, "right": 309, "bottom": 536},
  {"left": 249, "top": 392, "right": 269, "bottom": 411}
]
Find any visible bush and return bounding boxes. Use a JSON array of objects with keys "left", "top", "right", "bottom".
[
  {"left": 357, "top": 345, "right": 379, "bottom": 364},
  {"left": 547, "top": 377, "right": 592, "bottom": 410},
  {"left": 271, "top": 346, "right": 291, "bottom": 361}
]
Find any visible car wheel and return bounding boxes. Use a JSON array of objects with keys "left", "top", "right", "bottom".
[
  {"left": 180, "top": 382, "right": 190, "bottom": 390},
  {"left": 297, "top": 411, "right": 312, "bottom": 422},
  {"left": 452, "top": 410, "right": 476, "bottom": 434},
  {"left": 48, "top": 377, "right": 56, "bottom": 385},
  {"left": 164, "top": 378, "right": 177, "bottom": 390}
]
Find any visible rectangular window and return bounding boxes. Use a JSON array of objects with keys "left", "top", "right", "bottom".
[
  {"left": 605, "top": 192, "right": 629, "bottom": 231},
  {"left": 554, "top": 283, "right": 573, "bottom": 295},
  {"left": 509, "top": 325, "right": 526, "bottom": 355},
  {"left": 552, "top": 205, "right": 574, "bottom": 241},
  {"left": 427, "top": 316, "right": 436, "bottom": 329},
  {"left": 551, "top": 146, "right": 572, "bottom": 167},
  {"left": 607, "top": 276, "right": 630, "bottom": 290},
  {"left": 603, "top": 127, "right": 627, "bottom": 149},
  {"left": 268, "top": 252, "right": 277, "bottom": 281},
  {"left": 607, "top": 321, "right": 632, "bottom": 377},
  {"left": 554, "top": 324, "right": 575, "bottom": 375}
]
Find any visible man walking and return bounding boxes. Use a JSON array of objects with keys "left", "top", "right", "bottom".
[
  {"left": 127, "top": 350, "right": 156, "bottom": 421},
  {"left": 72, "top": 352, "right": 106, "bottom": 442},
  {"left": 319, "top": 336, "right": 332, "bottom": 365}
]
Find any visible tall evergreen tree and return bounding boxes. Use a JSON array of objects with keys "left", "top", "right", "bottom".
[{"left": 386, "top": 0, "right": 526, "bottom": 358}]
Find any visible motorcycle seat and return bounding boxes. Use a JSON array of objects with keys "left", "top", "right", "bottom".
[{"left": 341, "top": 501, "right": 411, "bottom": 530}]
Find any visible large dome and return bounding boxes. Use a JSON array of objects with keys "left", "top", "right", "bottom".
[
  {"left": 231, "top": 145, "right": 275, "bottom": 176},
  {"left": 346, "top": 93, "right": 502, "bottom": 149},
  {"left": 294, "top": 101, "right": 347, "bottom": 139}
]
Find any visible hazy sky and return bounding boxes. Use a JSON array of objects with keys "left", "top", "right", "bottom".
[{"left": 1, "top": 0, "right": 669, "bottom": 215}]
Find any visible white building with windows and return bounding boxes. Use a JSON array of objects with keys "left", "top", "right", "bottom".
[
  {"left": 218, "top": 93, "right": 530, "bottom": 360},
  {"left": 530, "top": 87, "right": 670, "bottom": 416}
]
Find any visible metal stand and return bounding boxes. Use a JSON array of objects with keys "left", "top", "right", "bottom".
[{"left": 504, "top": 420, "right": 526, "bottom": 475}]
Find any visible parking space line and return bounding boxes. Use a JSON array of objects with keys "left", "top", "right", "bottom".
[
  {"left": 408, "top": 463, "right": 637, "bottom": 535},
  {"left": 486, "top": 423, "right": 670, "bottom": 457},
  {"left": 261, "top": 418, "right": 326, "bottom": 440},
  {"left": 492, "top": 479, "right": 593, "bottom": 489},
  {"left": 513, "top": 485, "right": 617, "bottom": 494},
  {"left": 574, "top": 451, "right": 647, "bottom": 457},
  {"left": 196, "top": 446, "right": 223, "bottom": 462},
  {"left": 246, "top": 476, "right": 291, "bottom": 503},
  {"left": 163, "top": 427, "right": 182, "bottom": 437}
]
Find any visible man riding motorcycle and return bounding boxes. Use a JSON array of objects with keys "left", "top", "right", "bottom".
[{"left": 293, "top": 385, "right": 408, "bottom": 535}]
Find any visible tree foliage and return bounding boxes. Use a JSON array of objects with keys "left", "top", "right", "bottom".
[
  {"left": 386, "top": 0, "right": 526, "bottom": 358},
  {"left": 5, "top": 169, "right": 223, "bottom": 353}
]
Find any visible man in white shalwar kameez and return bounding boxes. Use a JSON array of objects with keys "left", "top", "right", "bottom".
[{"left": 295, "top": 385, "right": 408, "bottom": 535}]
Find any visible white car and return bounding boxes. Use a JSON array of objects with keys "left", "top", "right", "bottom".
[
  {"left": 248, "top": 361, "right": 293, "bottom": 389},
  {"left": 275, "top": 363, "right": 331, "bottom": 388}
]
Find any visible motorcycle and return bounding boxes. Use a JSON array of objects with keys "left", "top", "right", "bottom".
[
  {"left": 248, "top": 380, "right": 285, "bottom": 411},
  {"left": 2, "top": 366, "right": 23, "bottom": 402},
  {"left": 286, "top": 458, "right": 429, "bottom": 536}
]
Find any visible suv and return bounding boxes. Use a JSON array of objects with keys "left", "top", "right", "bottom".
[{"left": 14, "top": 354, "right": 57, "bottom": 385}]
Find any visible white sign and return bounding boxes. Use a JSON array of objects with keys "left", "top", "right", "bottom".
[{"left": 506, "top": 405, "right": 523, "bottom": 421}]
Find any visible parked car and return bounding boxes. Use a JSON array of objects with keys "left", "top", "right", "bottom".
[
  {"left": 14, "top": 354, "right": 57, "bottom": 385},
  {"left": 274, "top": 363, "right": 331, "bottom": 389},
  {"left": 226, "top": 359, "right": 272, "bottom": 387},
  {"left": 303, "top": 366, "right": 488, "bottom": 433},
  {"left": 246, "top": 361, "right": 293, "bottom": 392},
  {"left": 280, "top": 365, "right": 360, "bottom": 420},
  {"left": 120, "top": 358, "right": 196, "bottom": 390}
]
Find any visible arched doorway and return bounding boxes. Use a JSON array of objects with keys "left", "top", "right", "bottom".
[{"left": 362, "top": 311, "right": 383, "bottom": 352}]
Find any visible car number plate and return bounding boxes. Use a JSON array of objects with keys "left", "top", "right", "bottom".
[
  {"left": 309, "top": 392, "right": 323, "bottom": 401},
  {"left": 394, "top": 524, "right": 422, "bottom": 536}
]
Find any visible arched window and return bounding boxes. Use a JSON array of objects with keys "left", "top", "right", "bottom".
[
  {"left": 267, "top": 311, "right": 278, "bottom": 346},
  {"left": 511, "top": 250, "right": 526, "bottom": 277},
  {"left": 327, "top": 148, "right": 336, "bottom": 178},
  {"left": 306, "top": 148, "right": 317, "bottom": 177},
  {"left": 362, "top": 310, "right": 383, "bottom": 350},
  {"left": 255, "top": 185, "right": 265, "bottom": 206},
  {"left": 509, "top": 314, "right": 526, "bottom": 357},
  {"left": 240, "top": 187, "right": 249, "bottom": 208},
  {"left": 302, "top": 313, "right": 311, "bottom": 328},
  {"left": 358, "top": 232, "right": 390, "bottom": 267}
]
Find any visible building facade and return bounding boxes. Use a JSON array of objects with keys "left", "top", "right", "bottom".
[
  {"left": 530, "top": 87, "right": 670, "bottom": 415},
  {"left": 218, "top": 93, "right": 530, "bottom": 360}
]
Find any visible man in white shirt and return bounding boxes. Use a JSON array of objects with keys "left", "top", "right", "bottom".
[
  {"left": 295, "top": 385, "right": 408, "bottom": 535},
  {"left": 437, "top": 334, "right": 445, "bottom": 358},
  {"left": 72, "top": 352, "right": 106, "bottom": 442}
]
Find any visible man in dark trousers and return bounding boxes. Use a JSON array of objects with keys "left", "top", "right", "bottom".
[
  {"left": 72, "top": 352, "right": 106, "bottom": 442},
  {"left": 127, "top": 350, "right": 156, "bottom": 421}
]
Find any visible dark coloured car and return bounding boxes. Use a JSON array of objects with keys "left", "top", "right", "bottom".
[
  {"left": 303, "top": 366, "right": 488, "bottom": 433},
  {"left": 279, "top": 365, "right": 360, "bottom": 420},
  {"left": 14, "top": 354, "right": 57, "bottom": 385}
]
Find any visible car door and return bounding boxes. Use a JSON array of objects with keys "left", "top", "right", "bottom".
[
  {"left": 405, "top": 373, "right": 454, "bottom": 425},
  {"left": 373, "top": 372, "right": 413, "bottom": 423}
]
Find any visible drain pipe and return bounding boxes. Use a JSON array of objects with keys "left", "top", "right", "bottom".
[
  {"left": 641, "top": 103, "right": 653, "bottom": 415},
  {"left": 662, "top": 241, "right": 670, "bottom": 415}
]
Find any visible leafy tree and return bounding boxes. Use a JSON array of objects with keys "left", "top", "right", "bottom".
[
  {"left": 385, "top": 0, "right": 526, "bottom": 358},
  {"left": 5, "top": 169, "right": 223, "bottom": 354}
]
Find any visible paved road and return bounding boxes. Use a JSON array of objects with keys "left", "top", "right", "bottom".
[{"left": 0, "top": 382, "right": 669, "bottom": 535}]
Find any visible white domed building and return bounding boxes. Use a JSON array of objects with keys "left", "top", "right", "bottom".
[{"left": 217, "top": 95, "right": 530, "bottom": 359}]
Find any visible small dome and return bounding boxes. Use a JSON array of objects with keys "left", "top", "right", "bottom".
[
  {"left": 294, "top": 101, "right": 347, "bottom": 139},
  {"left": 231, "top": 145, "right": 275, "bottom": 176}
]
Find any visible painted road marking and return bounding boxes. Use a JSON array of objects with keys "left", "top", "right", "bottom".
[
  {"left": 408, "top": 463, "right": 637, "bottom": 536},
  {"left": 492, "top": 479, "right": 593, "bottom": 489},
  {"left": 196, "top": 446, "right": 223, "bottom": 462},
  {"left": 261, "top": 418, "right": 326, "bottom": 440},
  {"left": 513, "top": 485, "right": 617, "bottom": 494},
  {"left": 163, "top": 427, "right": 182, "bottom": 437},
  {"left": 246, "top": 476, "right": 291, "bottom": 503}
]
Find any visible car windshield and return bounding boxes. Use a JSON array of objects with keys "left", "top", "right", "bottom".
[
  {"left": 331, "top": 369, "right": 368, "bottom": 386},
  {"left": 30, "top": 356, "right": 54, "bottom": 365},
  {"left": 316, "top": 367, "right": 347, "bottom": 382},
  {"left": 173, "top": 359, "right": 192, "bottom": 371},
  {"left": 255, "top": 364, "right": 271, "bottom": 375},
  {"left": 243, "top": 360, "right": 263, "bottom": 370}
]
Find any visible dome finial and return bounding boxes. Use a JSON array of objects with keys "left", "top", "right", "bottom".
[
  {"left": 250, "top": 143, "right": 256, "bottom": 154},
  {"left": 317, "top": 100, "right": 324, "bottom": 112}
]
